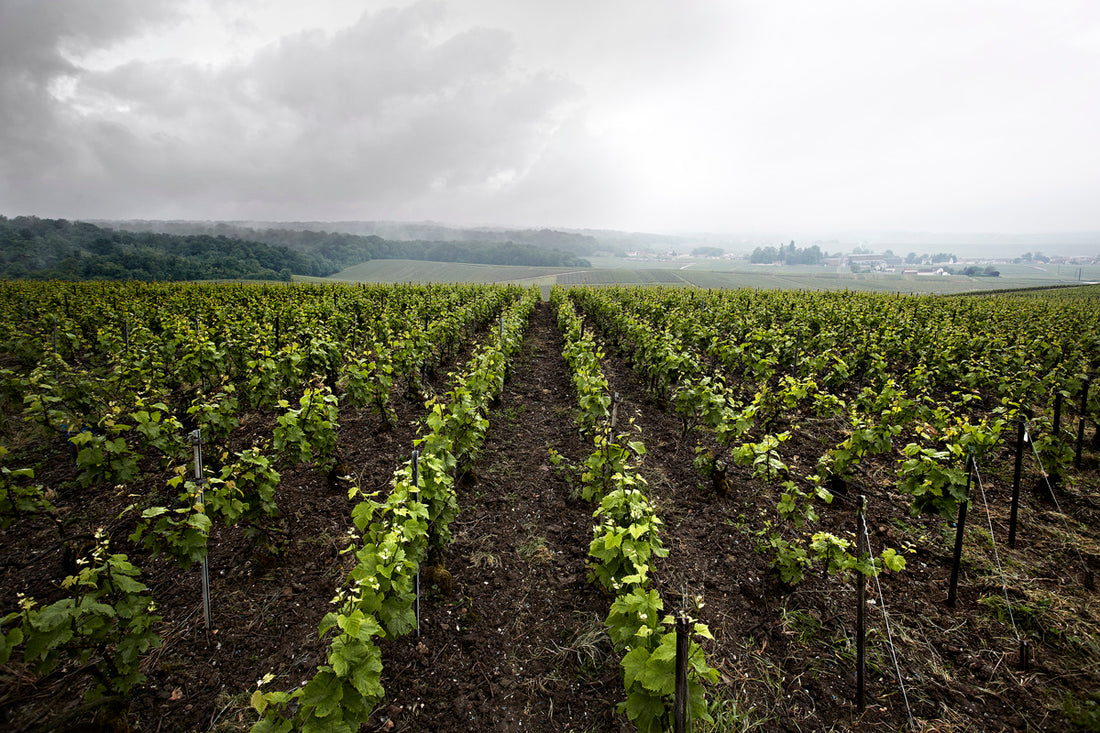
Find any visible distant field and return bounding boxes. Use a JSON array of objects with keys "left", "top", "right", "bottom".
[
  {"left": 307, "top": 259, "right": 579, "bottom": 285},
  {"left": 557, "top": 268, "right": 1055, "bottom": 293},
  {"left": 557, "top": 269, "right": 686, "bottom": 285},
  {"left": 987, "top": 283, "right": 1100, "bottom": 299},
  {"left": 986, "top": 262, "right": 1100, "bottom": 280},
  {"left": 312, "top": 257, "right": 1100, "bottom": 294},
  {"left": 590, "top": 256, "right": 1100, "bottom": 279}
]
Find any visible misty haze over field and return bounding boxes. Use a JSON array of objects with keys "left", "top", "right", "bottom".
[{"left": 2, "top": 0, "right": 1099, "bottom": 248}]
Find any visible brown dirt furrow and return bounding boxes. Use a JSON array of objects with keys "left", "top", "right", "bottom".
[{"left": 371, "top": 301, "right": 623, "bottom": 732}]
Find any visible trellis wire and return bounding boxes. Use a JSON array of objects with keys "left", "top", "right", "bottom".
[
  {"left": 1024, "top": 419, "right": 1091, "bottom": 578},
  {"left": 971, "top": 461, "right": 1020, "bottom": 639},
  {"left": 860, "top": 504, "right": 916, "bottom": 731}
]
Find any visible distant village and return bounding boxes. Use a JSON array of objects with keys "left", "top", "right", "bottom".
[{"left": 621, "top": 241, "right": 1098, "bottom": 277}]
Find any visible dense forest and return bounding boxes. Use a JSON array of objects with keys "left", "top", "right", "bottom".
[
  {"left": 106, "top": 219, "right": 604, "bottom": 257},
  {"left": 0, "top": 217, "right": 310, "bottom": 281},
  {"left": 0, "top": 217, "right": 590, "bottom": 281}
]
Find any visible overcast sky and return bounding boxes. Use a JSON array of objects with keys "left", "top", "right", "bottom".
[{"left": 1, "top": 0, "right": 1098, "bottom": 236}]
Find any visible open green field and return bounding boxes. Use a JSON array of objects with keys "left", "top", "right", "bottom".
[
  {"left": 303, "top": 259, "right": 581, "bottom": 285},
  {"left": 313, "top": 257, "right": 1100, "bottom": 294},
  {"left": 561, "top": 268, "right": 1096, "bottom": 294}
]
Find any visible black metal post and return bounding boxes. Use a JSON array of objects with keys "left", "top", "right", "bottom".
[
  {"left": 1009, "top": 417, "right": 1025, "bottom": 548},
  {"left": 1076, "top": 379, "right": 1089, "bottom": 469},
  {"left": 947, "top": 457, "right": 972, "bottom": 608},
  {"left": 411, "top": 449, "right": 421, "bottom": 636},
  {"left": 856, "top": 495, "right": 867, "bottom": 713},
  {"left": 191, "top": 430, "right": 212, "bottom": 630},
  {"left": 674, "top": 615, "right": 690, "bottom": 733}
]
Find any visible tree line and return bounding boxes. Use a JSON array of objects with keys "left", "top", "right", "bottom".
[
  {"left": 0, "top": 216, "right": 590, "bottom": 281},
  {"left": 749, "top": 241, "right": 824, "bottom": 265}
]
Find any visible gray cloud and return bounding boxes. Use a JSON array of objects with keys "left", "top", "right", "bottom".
[
  {"left": 0, "top": 1, "right": 582, "bottom": 221},
  {"left": 0, "top": 1, "right": 176, "bottom": 215},
  {"left": 2, "top": 0, "right": 1099, "bottom": 234},
  {"left": 0, "top": 0, "right": 178, "bottom": 77}
]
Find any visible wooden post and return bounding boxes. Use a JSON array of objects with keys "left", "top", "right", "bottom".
[
  {"left": 674, "top": 615, "right": 690, "bottom": 733},
  {"left": 1053, "top": 391, "right": 1063, "bottom": 439},
  {"left": 1009, "top": 417, "right": 1025, "bottom": 548},
  {"left": 947, "top": 456, "right": 972, "bottom": 608},
  {"left": 1076, "top": 378, "right": 1089, "bottom": 469},
  {"left": 856, "top": 495, "right": 867, "bottom": 713}
]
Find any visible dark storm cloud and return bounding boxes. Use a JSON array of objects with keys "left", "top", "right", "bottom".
[
  {"left": 0, "top": 0, "right": 580, "bottom": 220},
  {"left": 0, "top": 0, "right": 181, "bottom": 212},
  {"left": 0, "top": 0, "right": 178, "bottom": 77}
]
